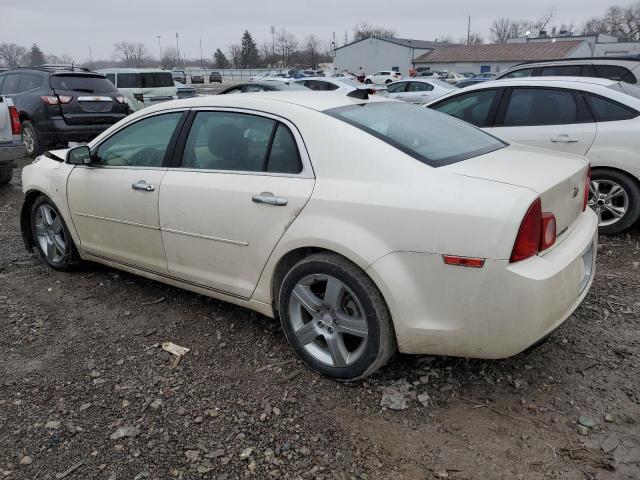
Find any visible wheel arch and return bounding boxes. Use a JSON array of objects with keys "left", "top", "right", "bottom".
[
  {"left": 591, "top": 165, "right": 640, "bottom": 189},
  {"left": 20, "top": 189, "right": 45, "bottom": 251}
]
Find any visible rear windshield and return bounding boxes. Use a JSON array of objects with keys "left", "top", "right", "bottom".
[
  {"left": 275, "top": 82, "right": 309, "bottom": 90},
  {"left": 117, "top": 72, "right": 175, "bottom": 88},
  {"left": 325, "top": 102, "right": 506, "bottom": 167},
  {"left": 50, "top": 74, "right": 116, "bottom": 93}
]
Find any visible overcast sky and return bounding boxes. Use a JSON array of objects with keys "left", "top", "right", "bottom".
[{"left": 2, "top": 0, "right": 626, "bottom": 61}]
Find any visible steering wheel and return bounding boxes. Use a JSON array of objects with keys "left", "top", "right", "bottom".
[{"left": 133, "top": 147, "right": 163, "bottom": 167}]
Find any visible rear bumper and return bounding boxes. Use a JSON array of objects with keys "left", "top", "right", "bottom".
[
  {"left": 366, "top": 209, "right": 598, "bottom": 358},
  {"left": 38, "top": 118, "right": 118, "bottom": 145},
  {"left": 0, "top": 142, "right": 26, "bottom": 164}
]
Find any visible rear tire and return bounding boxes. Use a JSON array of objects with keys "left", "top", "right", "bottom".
[
  {"left": 0, "top": 166, "right": 12, "bottom": 185},
  {"left": 364, "top": 79, "right": 372, "bottom": 84},
  {"left": 589, "top": 168, "right": 640, "bottom": 235},
  {"left": 278, "top": 253, "right": 396, "bottom": 381},
  {"left": 21, "top": 121, "right": 42, "bottom": 158}
]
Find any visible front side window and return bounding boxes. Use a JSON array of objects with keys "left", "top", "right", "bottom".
[
  {"left": 584, "top": 93, "right": 638, "bottom": 122},
  {"left": 180, "top": 111, "right": 302, "bottom": 174},
  {"left": 431, "top": 89, "right": 498, "bottom": 127},
  {"left": 326, "top": 102, "right": 505, "bottom": 167},
  {"left": 501, "top": 88, "right": 584, "bottom": 126},
  {"left": 95, "top": 113, "right": 182, "bottom": 167},
  {"left": 1, "top": 75, "right": 20, "bottom": 95},
  {"left": 117, "top": 73, "right": 141, "bottom": 89},
  {"left": 407, "top": 82, "right": 432, "bottom": 92},
  {"left": 500, "top": 68, "right": 534, "bottom": 79},
  {"left": 386, "top": 82, "right": 406, "bottom": 93}
]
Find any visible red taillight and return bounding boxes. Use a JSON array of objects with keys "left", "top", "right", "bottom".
[
  {"left": 114, "top": 96, "right": 126, "bottom": 104},
  {"left": 583, "top": 164, "right": 591, "bottom": 212},
  {"left": 443, "top": 255, "right": 485, "bottom": 268},
  {"left": 8, "top": 106, "right": 20, "bottom": 135},
  {"left": 540, "top": 213, "right": 556, "bottom": 251},
  {"left": 58, "top": 95, "right": 73, "bottom": 104},
  {"left": 41, "top": 95, "right": 59, "bottom": 105},
  {"left": 510, "top": 197, "right": 557, "bottom": 262}
]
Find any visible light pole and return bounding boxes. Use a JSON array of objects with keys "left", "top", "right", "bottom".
[
  {"left": 176, "top": 33, "right": 180, "bottom": 67},
  {"left": 157, "top": 36, "right": 162, "bottom": 67},
  {"left": 199, "top": 38, "right": 203, "bottom": 68}
]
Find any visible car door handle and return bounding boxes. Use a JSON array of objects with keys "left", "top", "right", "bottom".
[
  {"left": 551, "top": 135, "right": 579, "bottom": 143},
  {"left": 252, "top": 192, "right": 288, "bottom": 206},
  {"left": 132, "top": 180, "right": 155, "bottom": 192}
]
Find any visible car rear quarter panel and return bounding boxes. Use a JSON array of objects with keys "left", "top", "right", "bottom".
[
  {"left": 587, "top": 117, "right": 640, "bottom": 180},
  {"left": 252, "top": 111, "right": 536, "bottom": 305}
]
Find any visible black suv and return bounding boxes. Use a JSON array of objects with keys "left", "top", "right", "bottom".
[{"left": 0, "top": 66, "right": 129, "bottom": 157}]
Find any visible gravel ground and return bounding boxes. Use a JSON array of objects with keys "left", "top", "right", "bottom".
[{"left": 1, "top": 159, "right": 639, "bottom": 480}]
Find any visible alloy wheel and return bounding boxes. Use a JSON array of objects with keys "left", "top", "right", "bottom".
[
  {"left": 288, "top": 274, "right": 369, "bottom": 368},
  {"left": 588, "top": 179, "right": 629, "bottom": 227},
  {"left": 22, "top": 127, "right": 35, "bottom": 156},
  {"left": 34, "top": 204, "right": 67, "bottom": 263}
]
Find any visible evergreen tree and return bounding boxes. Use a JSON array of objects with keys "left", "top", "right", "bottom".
[
  {"left": 213, "top": 48, "right": 230, "bottom": 69},
  {"left": 240, "top": 31, "right": 259, "bottom": 68},
  {"left": 28, "top": 43, "right": 45, "bottom": 67}
]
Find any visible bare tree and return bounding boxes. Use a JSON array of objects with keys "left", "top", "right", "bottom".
[
  {"left": 113, "top": 42, "right": 148, "bottom": 67},
  {"left": 228, "top": 43, "right": 242, "bottom": 68},
  {"left": 352, "top": 23, "right": 397, "bottom": 41},
  {"left": 303, "top": 34, "right": 321, "bottom": 68},
  {"left": 275, "top": 29, "right": 298, "bottom": 67},
  {"left": 0, "top": 43, "right": 27, "bottom": 67},
  {"left": 490, "top": 9, "right": 555, "bottom": 43},
  {"left": 161, "top": 47, "right": 180, "bottom": 69},
  {"left": 467, "top": 33, "right": 484, "bottom": 45},
  {"left": 582, "top": 3, "right": 640, "bottom": 41}
]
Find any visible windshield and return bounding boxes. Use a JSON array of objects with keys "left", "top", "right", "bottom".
[
  {"left": 325, "top": 102, "right": 506, "bottom": 167},
  {"left": 50, "top": 74, "right": 116, "bottom": 93},
  {"left": 608, "top": 81, "right": 640, "bottom": 100}
]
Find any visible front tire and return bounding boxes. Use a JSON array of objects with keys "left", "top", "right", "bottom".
[
  {"left": 30, "top": 195, "right": 80, "bottom": 270},
  {"left": 278, "top": 253, "right": 396, "bottom": 381},
  {"left": 589, "top": 169, "right": 640, "bottom": 235},
  {"left": 21, "top": 120, "right": 42, "bottom": 158}
]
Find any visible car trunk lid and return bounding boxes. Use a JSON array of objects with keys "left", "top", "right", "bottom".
[
  {"left": 443, "top": 145, "right": 589, "bottom": 242},
  {"left": 50, "top": 73, "right": 128, "bottom": 126}
]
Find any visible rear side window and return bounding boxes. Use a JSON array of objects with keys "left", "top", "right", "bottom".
[
  {"left": 500, "top": 68, "right": 534, "bottom": 79},
  {"left": 539, "top": 65, "right": 583, "bottom": 77},
  {"left": 105, "top": 73, "right": 116, "bottom": 85},
  {"left": 180, "top": 111, "right": 301, "bottom": 174},
  {"left": 267, "top": 124, "right": 302, "bottom": 174},
  {"left": 431, "top": 89, "right": 499, "bottom": 127},
  {"left": 594, "top": 65, "right": 636, "bottom": 84},
  {"left": 327, "top": 102, "right": 506, "bottom": 167},
  {"left": 18, "top": 74, "right": 43, "bottom": 92},
  {"left": 501, "top": 88, "right": 589, "bottom": 126},
  {"left": 1, "top": 75, "right": 20, "bottom": 95},
  {"left": 584, "top": 93, "right": 638, "bottom": 122},
  {"left": 305, "top": 80, "right": 338, "bottom": 91},
  {"left": 50, "top": 75, "right": 116, "bottom": 93}
]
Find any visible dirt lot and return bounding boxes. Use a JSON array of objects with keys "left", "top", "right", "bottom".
[{"left": 1, "top": 159, "right": 639, "bottom": 480}]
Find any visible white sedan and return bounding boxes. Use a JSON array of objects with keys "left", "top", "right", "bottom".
[
  {"left": 386, "top": 78, "right": 457, "bottom": 104},
  {"left": 426, "top": 77, "right": 640, "bottom": 234},
  {"left": 293, "top": 77, "right": 379, "bottom": 95},
  {"left": 21, "top": 92, "right": 597, "bottom": 380}
]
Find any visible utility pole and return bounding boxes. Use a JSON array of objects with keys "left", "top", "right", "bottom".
[
  {"left": 88, "top": 47, "right": 93, "bottom": 68},
  {"left": 271, "top": 25, "right": 275, "bottom": 63},
  {"left": 157, "top": 36, "right": 162, "bottom": 66},
  {"left": 344, "top": 30, "right": 347, "bottom": 46},
  {"left": 467, "top": 16, "right": 471, "bottom": 44},
  {"left": 199, "top": 38, "right": 203, "bottom": 68},
  {"left": 176, "top": 33, "right": 180, "bottom": 67}
]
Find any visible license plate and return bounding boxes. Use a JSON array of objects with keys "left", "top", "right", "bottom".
[{"left": 579, "top": 242, "right": 594, "bottom": 293}]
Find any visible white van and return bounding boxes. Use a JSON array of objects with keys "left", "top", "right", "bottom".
[{"left": 98, "top": 68, "right": 177, "bottom": 111}]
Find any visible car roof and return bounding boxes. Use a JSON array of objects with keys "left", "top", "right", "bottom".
[
  {"left": 464, "top": 76, "right": 619, "bottom": 90},
  {"left": 137, "top": 91, "right": 389, "bottom": 116},
  {"left": 96, "top": 68, "right": 170, "bottom": 73}
]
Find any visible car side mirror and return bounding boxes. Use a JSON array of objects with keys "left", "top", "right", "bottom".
[{"left": 66, "top": 145, "right": 94, "bottom": 165}]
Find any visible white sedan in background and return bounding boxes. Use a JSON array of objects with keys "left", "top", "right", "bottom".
[
  {"left": 426, "top": 76, "right": 640, "bottom": 234},
  {"left": 293, "top": 77, "right": 386, "bottom": 96},
  {"left": 364, "top": 70, "right": 402, "bottom": 84},
  {"left": 21, "top": 93, "right": 596, "bottom": 380},
  {"left": 386, "top": 78, "right": 457, "bottom": 103}
]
